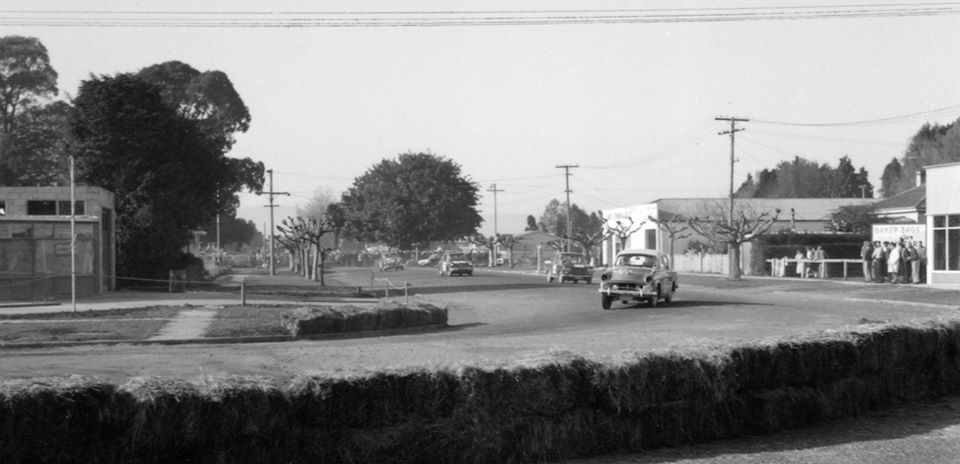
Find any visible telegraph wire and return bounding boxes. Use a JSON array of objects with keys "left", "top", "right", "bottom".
[{"left": 751, "top": 103, "right": 960, "bottom": 127}]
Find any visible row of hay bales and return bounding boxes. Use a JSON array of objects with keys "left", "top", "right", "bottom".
[
  {"left": 2, "top": 319, "right": 960, "bottom": 463},
  {"left": 281, "top": 302, "right": 448, "bottom": 336}
]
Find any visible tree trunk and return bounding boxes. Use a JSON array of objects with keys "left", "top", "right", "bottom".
[
  {"left": 312, "top": 245, "right": 320, "bottom": 282},
  {"left": 727, "top": 242, "right": 742, "bottom": 280}
]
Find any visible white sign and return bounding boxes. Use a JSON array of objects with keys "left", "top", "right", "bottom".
[{"left": 872, "top": 224, "right": 926, "bottom": 244}]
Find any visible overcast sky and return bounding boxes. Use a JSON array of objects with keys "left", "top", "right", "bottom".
[{"left": 4, "top": 1, "right": 960, "bottom": 235}]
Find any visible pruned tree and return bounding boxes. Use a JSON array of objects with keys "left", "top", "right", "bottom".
[
  {"left": 827, "top": 203, "right": 880, "bottom": 234},
  {"left": 495, "top": 233, "right": 522, "bottom": 267},
  {"left": 603, "top": 216, "right": 644, "bottom": 251},
  {"left": 685, "top": 201, "right": 780, "bottom": 280},
  {"left": 276, "top": 215, "right": 338, "bottom": 284},
  {"left": 560, "top": 227, "right": 608, "bottom": 266},
  {"left": 648, "top": 214, "right": 691, "bottom": 265},
  {"left": 469, "top": 233, "right": 497, "bottom": 267}
]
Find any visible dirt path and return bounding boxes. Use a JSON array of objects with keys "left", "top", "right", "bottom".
[{"left": 147, "top": 308, "right": 219, "bottom": 340}]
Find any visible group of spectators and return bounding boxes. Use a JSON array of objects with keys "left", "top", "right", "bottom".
[
  {"left": 860, "top": 240, "right": 926, "bottom": 284},
  {"left": 793, "top": 245, "right": 828, "bottom": 278}
]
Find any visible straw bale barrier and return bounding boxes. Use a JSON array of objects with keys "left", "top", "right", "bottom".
[
  {"left": 281, "top": 301, "right": 447, "bottom": 336},
  {"left": 3, "top": 319, "right": 960, "bottom": 463}
]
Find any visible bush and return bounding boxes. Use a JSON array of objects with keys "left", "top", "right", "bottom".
[{"left": 280, "top": 302, "right": 448, "bottom": 337}]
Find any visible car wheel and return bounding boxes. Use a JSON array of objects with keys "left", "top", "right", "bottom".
[
  {"left": 547, "top": 274, "right": 554, "bottom": 283},
  {"left": 664, "top": 290, "right": 673, "bottom": 305},
  {"left": 586, "top": 278, "right": 593, "bottom": 285},
  {"left": 400, "top": 265, "right": 405, "bottom": 271},
  {"left": 601, "top": 294, "right": 613, "bottom": 310},
  {"left": 466, "top": 271, "right": 473, "bottom": 276},
  {"left": 649, "top": 286, "right": 660, "bottom": 307}
]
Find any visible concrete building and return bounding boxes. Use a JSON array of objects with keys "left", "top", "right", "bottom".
[
  {"left": 924, "top": 162, "right": 960, "bottom": 284},
  {"left": 0, "top": 186, "right": 115, "bottom": 300}
]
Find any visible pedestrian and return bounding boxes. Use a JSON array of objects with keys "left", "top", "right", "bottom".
[
  {"left": 794, "top": 249, "right": 805, "bottom": 277},
  {"left": 804, "top": 246, "right": 815, "bottom": 278},
  {"left": 877, "top": 242, "right": 890, "bottom": 282},
  {"left": 888, "top": 241, "right": 902, "bottom": 283},
  {"left": 871, "top": 241, "right": 884, "bottom": 282},
  {"left": 814, "top": 245, "right": 827, "bottom": 278},
  {"left": 860, "top": 240, "right": 873, "bottom": 283},
  {"left": 907, "top": 241, "right": 921, "bottom": 284},
  {"left": 918, "top": 241, "right": 927, "bottom": 283}
]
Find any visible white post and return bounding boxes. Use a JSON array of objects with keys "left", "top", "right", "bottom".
[{"left": 70, "top": 155, "right": 76, "bottom": 312}]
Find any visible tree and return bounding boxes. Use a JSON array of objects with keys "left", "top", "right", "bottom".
[
  {"left": 341, "top": 152, "right": 482, "bottom": 250},
  {"left": 648, "top": 214, "right": 691, "bottom": 265},
  {"left": 736, "top": 155, "right": 873, "bottom": 199},
  {"left": 880, "top": 157, "right": 904, "bottom": 199},
  {"left": 496, "top": 234, "right": 522, "bottom": 267},
  {"left": 539, "top": 199, "right": 566, "bottom": 235},
  {"left": 880, "top": 119, "right": 960, "bottom": 198},
  {"left": 70, "top": 73, "right": 263, "bottom": 279},
  {"left": 685, "top": 201, "right": 780, "bottom": 280},
  {"left": 469, "top": 234, "right": 498, "bottom": 267},
  {"left": 200, "top": 215, "right": 259, "bottom": 251},
  {"left": 524, "top": 215, "right": 538, "bottom": 232},
  {"left": 0, "top": 100, "right": 72, "bottom": 185},
  {"left": 276, "top": 215, "right": 337, "bottom": 284},
  {"left": 0, "top": 36, "right": 58, "bottom": 135},
  {"left": 604, "top": 216, "right": 644, "bottom": 251},
  {"left": 826, "top": 204, "right": 878, "bottom": 234}
]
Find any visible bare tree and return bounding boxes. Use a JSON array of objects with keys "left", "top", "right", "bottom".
[
  {"left": 468, "top": 234, "right": 497, "bottom": 267},
  {"left": 276, "top": 215, "right": 338, "bottom": 285},
  {"left": 495, "top": 233, "right": 522, "bottom": 267},
  {"left": 603, "top": 216, "right": 645, "bottom": 251},
  {"left": 648, "top": 214, "right": 691, "bottom": 265},
  {"left": 685, "top": 201, "right": 780, "bottom": 280}
]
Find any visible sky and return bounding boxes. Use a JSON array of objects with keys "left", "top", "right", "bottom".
[{"left": 4, "top": 0, "right": 960, "bottom": 236}]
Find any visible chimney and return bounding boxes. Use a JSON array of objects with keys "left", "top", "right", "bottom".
[{"left": 916, "top": 169, "right": 925, "bottom": 186}]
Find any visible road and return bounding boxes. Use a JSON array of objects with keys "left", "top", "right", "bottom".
[{"left": 0, "top": 266, "right": 955, "bottom": 383}]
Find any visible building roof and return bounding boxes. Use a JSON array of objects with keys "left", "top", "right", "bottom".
[
  {"left": 871, "top": 184, "right": 925, "bottom": 212},
  {"left": 650, "top": 197, "right": 877, "bottom": 221}
]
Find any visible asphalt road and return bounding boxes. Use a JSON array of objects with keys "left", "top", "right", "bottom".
[{"left": 5, "top": 265, "right": 955, "bottom": 383}]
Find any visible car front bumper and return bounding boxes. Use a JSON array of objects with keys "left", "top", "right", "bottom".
[{"left": 598, "top": 282, "right": 655, "bottom": 297}]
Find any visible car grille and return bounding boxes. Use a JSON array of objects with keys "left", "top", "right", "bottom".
[{"left": 611, "top": 283, "right": 640, "bottom": 291}]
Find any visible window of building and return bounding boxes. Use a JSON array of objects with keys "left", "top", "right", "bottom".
[
  {"left": 26, "top": 200, "right": 84, "bottom": 215},
  {"left": 0, "top": 200, "right": 5, "bottom": 215},
  {"left": 932, "top": 214, "right": 960, "bottom": 271},
  {"left": 27, "top": 200, "right": 56, "bottom": 215}
]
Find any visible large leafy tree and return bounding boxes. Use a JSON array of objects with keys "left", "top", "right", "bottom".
[
  {"left": 736, "top": 155, "right": 872, "bottom": 199},
  {"left": 341, "top": 152, "right": 481, "bottom": 249},
  {"left": 0, "top": 36, "right": 58, "bottom": 135},
  {"left": 71, "top": 73, "right": 262, "bottom": 279},
  {"left": 0, "top": 100, "right": 72, "bottom": 185},
  {"left": 880, "top": 119, "right": 960, "bottom": 197}
]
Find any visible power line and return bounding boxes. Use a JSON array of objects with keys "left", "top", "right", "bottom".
[
  {"left": 751, "top": 104, "right": 960, "bottom": 127},
  {"left": 2, "top": 3, "right": 959, "bottom": 27}
]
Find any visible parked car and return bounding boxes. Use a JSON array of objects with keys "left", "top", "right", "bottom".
[
  {"left": 546, "top": 252, "right": 594, "bottom": 284},
  {"left": 438, "top": 251, "right": 473, "bottom": 276},
  {"left": 417, "top": 252, "right": 440, "bottom": 267},
  {"left": 377, "top": 252, "right": 404, "bottom": 271},
  {"left": 598, "top": 249, "right": 678, "bottom": 309}
]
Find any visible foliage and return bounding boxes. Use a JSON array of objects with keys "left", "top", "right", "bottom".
[
  {"left": 0, "top": 100, "right": 72, "bottom": 185},
  {"left": 70, "top": 72, "right": 261, "bottom": 279},
  {"left": 736, "top": 155, "right": 872, "bottom": 199},
  {"left": 496, "top": 233, "right": 522, "bottom": 267},
  {"left": 880, "top": 119, "right": 960, "bottom": 198},
  {"left": 826, "top": 203, "right": 879, "bottom": 234},
  {"left": 752, "top": 230, "right": 871, "bottom": 275},
  {"left": 648, "top": 214, "right": 691, "bottom": 262},
  {"left": 200, "top": 215, "right": 260, "bottom": 250},
  {"left": 341, "top": 152, "right": 482, "bottom": 249},
  {"left": 525, "top": 215, "right": 538, "bottom": 231},
  {"left": 685, "top": 201, "right": 780, "bottom": 279},
  {"left": 0, "top": 36, "right": 58, "bottom": 135},
  {"left": 538, "top": 200, "right": 597, "bottom": 237},
  {"left": 469, "top": 234, "right": 498, "bottom": 266}
]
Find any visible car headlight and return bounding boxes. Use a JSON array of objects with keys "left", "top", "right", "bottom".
[{"left": 645, "top": 275, "right": 653, "bottom": 283}]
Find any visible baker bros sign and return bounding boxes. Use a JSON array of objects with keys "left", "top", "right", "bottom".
[{"left": 872, "top": 224, "right": 926, "bottom": 244}]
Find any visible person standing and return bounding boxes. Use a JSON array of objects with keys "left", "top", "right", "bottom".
[
  {"left": 918, "top": 241, "right": 927, "bottom": 283},
  {"left": 871, "top": 241, "right": 884, "bottom": 282},
  {"left": 908, "top": 241, "right": 921, "bottom": 284},
  {"left": 804, "top": 246, "right": 816, "bottom": 278},
  {"left": 814, "top": 245, "right": 827, "bottom": 278},
  {"left": 794, "top": 249, "right": 805, "bottom": 277},
  {"left": 888, "top": 241, "right": 903, "bottom": 283},
  {"left": 860, "top": 241, "right": 873, "bottom": 283}
]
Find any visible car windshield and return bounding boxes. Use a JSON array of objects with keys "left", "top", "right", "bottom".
[
  {"left": 447, "top": 253, "right": 467, "bottom": 261},
  {"left": 616, "top": 254, "right": 657, "bottom": 267},
  {"left": 558, "top": 254, "right": 585, "bottom": 264}
]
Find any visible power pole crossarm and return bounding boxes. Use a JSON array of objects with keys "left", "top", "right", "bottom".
[{"left": 715, "top": 116, "right": 748, "bottom": 226}]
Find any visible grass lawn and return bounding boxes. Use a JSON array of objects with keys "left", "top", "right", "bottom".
[
  {"left": 0, "top": 306, "right": 181, "bottom": 343},
  {"left": 204, "top": 304, "right": 291, "bottom": 338}
]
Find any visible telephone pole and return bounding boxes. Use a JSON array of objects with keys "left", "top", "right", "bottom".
[
  {"left": 260, "top": 169, "right": 289, "bottom": 275},
  {"left": 715, "top": 116, "right": 748, "bottom": 227},
  {"left": 556, "top": 164, "right": 579, "bottom": 251},
  {"left": 487, "top": 184, "right": 504, "bottom": 236}
]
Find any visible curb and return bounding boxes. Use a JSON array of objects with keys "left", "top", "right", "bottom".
[
  {"left": 844, "top": 297, "right": 960, "bottom": 310},
  {"left": 0, "top": 323, "right": 450, "bottom": 351}
]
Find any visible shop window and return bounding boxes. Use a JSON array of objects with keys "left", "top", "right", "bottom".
[
  {"left": 932, "top": 215, "right": 960, "bottom": 271},
  {"left": 58, "top": 200, "right": 85, "bottom": 215},
  {"left": 0, "top": 200, "right": 5, "bottom": 215}
]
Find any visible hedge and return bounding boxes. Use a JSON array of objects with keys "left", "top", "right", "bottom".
[
  {"left": 2, "top": 318, "right": 959, "bottom": 463},
  {"left": 280, "top": 302, "right": 448, "bottom": 336}
]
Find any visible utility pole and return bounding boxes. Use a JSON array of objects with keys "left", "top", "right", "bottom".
[
  {"left": 715, "top": 117, "right": 748, "bottom": 227},
  {"left": 260, "top": 169, "right": 289, "bottom": 276},
  {"left": 487, "top": 184, "right": 504, "bottom": 236},
  {"left": 556, "top": 164, "right": 579, "bottom": 251}
]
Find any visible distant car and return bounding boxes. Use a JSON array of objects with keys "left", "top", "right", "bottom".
[
  {"left": 417, "top": 252, "right": 440, "bottom": 267},
  {"left": 377, "top": 252, "right": 404, "bottom": 271},
  {"left": 598, "top": 249, "right": 678, "bottom": 310},
  {"left": 546, "top": 252, "right": 594, "bottom": 284},
  {"left": 438, "top": 251, "right": 473, "bottom": 277}
]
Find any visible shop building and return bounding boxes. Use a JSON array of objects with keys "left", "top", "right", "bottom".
[{"left": 925, "top": 162, "right": 960, "bottom": 284}]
